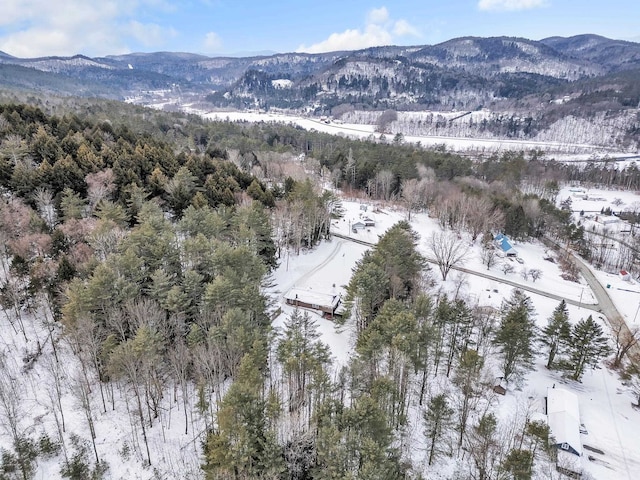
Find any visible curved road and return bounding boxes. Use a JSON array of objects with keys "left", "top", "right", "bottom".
[{"left": 569, "top": 251, "right": 640, "bottom": 361}]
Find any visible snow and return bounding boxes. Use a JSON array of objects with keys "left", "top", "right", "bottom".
[
  {"left": 271, "top": 79, "right": 293, "bottom": 89},
  {"left": 190, "top": 108, "right": 634, "bottom": 157},
  {"left": 3, "top": 188, "right": 640, "bottom": 479},
  {"left": 265, "top": 196, "right": 640, "bottom": 479},
  {"left": 547, "top": 387, "right": 583, "bottom": 456}
]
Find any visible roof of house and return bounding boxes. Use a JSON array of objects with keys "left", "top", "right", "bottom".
[
  {"left": 284, "top": 287, "right": 340, "bottom": 310},
  {"left": 497, "top": 236, "right": 518, "bottom": 255},
  {"left": 547, "top": 387, "right": 582, "bottom": 456}
]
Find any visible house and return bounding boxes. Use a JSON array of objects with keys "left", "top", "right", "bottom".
[
  {"left": 546, "top": 387, "right": 583, "bottom": 477},
  {"left": 595, "top": 215, "right": 619, "bottom": 225},
  {"left": 494, "top": 233, "right": 518, "bottom": 257},
  {"left": 284, "top": 287, "right": 342, "bottom": 319},
  {"left": 352, "top": 221, "right": 365, "bottom": 233},
  {"left": 546, "top": 387, "right": 582, "bottom": 457},
  {"left": 363, "top": 217, "right": 375, "bottom": 227},
  {"left": 359, "top": 204, "right": 368, "bottom": 212}
]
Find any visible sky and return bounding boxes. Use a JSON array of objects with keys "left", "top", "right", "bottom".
[{"left": 1, "top": 0, "right": 639, "bottom": 58}]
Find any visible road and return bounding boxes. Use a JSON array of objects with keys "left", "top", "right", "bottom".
[
  {"left": 569, "top": 251, "right": 640, "bottom": 361},
  {"left": 334, "top": 231, "right": 640, "bottom": 362},
  {"left": 332, "top": 232, "right": 600, "bottom": 310}
]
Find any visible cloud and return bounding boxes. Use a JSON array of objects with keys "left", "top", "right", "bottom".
[
  {"left": 0, "top": 0, "right": 178, "bottom": 57},
  {"left": 297, "top": 6, "right": 420, "bottom": 53},
  {"left": 367, "top": 7, "right": 390, "bottom": 25},
  {"left": 393, "top": 19, "right": 420, "bottom": 37},
  {"left": 203, "top": 32, "right": 222, "bottom": 52},
  {"left": 478, "top": 0, "right": 548, "bottom": 11}
]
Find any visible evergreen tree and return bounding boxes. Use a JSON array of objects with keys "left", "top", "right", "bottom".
[
  {"left": 541, "top": 300, "right": 571, "bottom": 369},
  {"left": 453, "top": 349, "right": 486, "bottom": 447},
  {"left": 277, "top": 310, "right": 331, "bottom": 420},
  {"left": 493, "top": 290, "right": 536, "bottom": 382},
  {"left": 568, "top": 316, "right": 611, "bottom": 381},
  {"left": 502, "top": 449, "right": 533, "bottom": 480},
  {"left": 203, "top": 347, "right": 284, "bottom": 479},
  {"left": 423, "top": 393, "right": 453, "bottom": 465},
  {"left": 467, "top": 413, "right": 500, "bottom": 480}
]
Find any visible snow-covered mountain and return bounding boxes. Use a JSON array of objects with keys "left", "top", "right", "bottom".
[{"left": 0, "top": 34, "right": 639, "bottom": 113}]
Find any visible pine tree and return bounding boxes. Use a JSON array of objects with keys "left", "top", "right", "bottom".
[
  {"left": 493, "top": 290, "right": 536, "bottom": 382},
  {"left": 203, "top": 347, "right": 284, "bottom": 479},
  {"left": 541, "top": 300, "right": 571, "bottom": 369},
  {"left": 277, "top": 309, "right": 331, "bottom": 421},
  {"left": 467, "top": 413, "right": 500, "bottom": 480},
  {"left": 568, "top": 316, "right": 611, "bottom": 381},
  {"left": 423, "top": 394, "right": 453, "bottom": 465},
  {"left": 453, "top": 349, "right": 485, "bottom": 447},
  {"left": 502, "top": 449, "right": 533, "bottom": 480}
]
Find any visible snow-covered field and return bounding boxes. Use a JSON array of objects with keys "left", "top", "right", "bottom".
[
  {"left": 190, "top": 108, "right": 633, "bottom": 157},
  {"left": 267, "top": 198, "right": 640, "bottom": 480}
]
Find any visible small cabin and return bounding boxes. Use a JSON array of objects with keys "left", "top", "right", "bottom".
[
  {"left": 363, "top": 217, "right": 375, "bottom": 227},
  {"left": 284, "top": 288, "right": 342, "bottom": 319}
]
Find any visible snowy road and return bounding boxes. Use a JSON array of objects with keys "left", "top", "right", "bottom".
[
  {"left": 332, "top": 232, "right": 600, "bottom": 310},
  {"left": 570, "top": 251, "right": 640, "bottom": 361}
]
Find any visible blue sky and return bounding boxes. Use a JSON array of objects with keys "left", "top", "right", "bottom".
[{"left": 1, "top": 0, "right": 638, "bottom": 58}]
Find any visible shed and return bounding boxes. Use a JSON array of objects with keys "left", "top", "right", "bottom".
[
  {"left": 619, "top": 270, "right": 631, "bottom": 281},
  {"left": 352, "top": 221, "right": 365, "bottom": 233},
  {"left": 493, "top": 377, "right": 507, "bottom": 395},
  {"left": 284, "top": 287, "right": 342, "bottom": 319},
  {"left": 546, "top": 387, "right": 582, "bottom": 457}
]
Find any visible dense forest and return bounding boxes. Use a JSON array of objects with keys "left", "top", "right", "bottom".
[{"left": 0, "top": 98, "right": 638, "bottom": 479}]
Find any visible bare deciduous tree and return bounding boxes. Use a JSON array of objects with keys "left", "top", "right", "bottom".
[
  {"left": 529, "top": 269, "right": 542, "bottom": 282},
  {"left": 428, "top": 231, "right": 470, "bottom": 281},
  {"left": 481, "top": 246, "right": 498, "bottom": 271},
  {"left": 612, "top": 324, "right": 640, "bottom": 368},
  {"left": 402, "top": 178, "right": 430, "bottom": 221},
  {"left": 501, "top": 263, "right": 515, "bottom": 275}
]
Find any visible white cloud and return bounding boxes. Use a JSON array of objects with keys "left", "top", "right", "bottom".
[
  {"left": 478, "top": 0, "right": 547, "bottom": 11},
  {"left": 393, "top": 19, "right": 420, "bottom": 37},
  {"left": 297, "top": 6, "right": 420, "bottom": 54},
  {"left": 367, "top": 7, "right": 390, "bottom": 25},
  {"left": 0, "top": 0, "right": 178, "bottom": 57},
  {"left": 203, "top": 32, "right": 222, "bottom": 52}
]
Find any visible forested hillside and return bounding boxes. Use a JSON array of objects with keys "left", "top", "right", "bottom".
[{"left": 1, "top": 100, "right": 639, "bottom": 479}]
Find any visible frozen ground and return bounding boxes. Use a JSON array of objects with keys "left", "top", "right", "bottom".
[
  {"left": 267, "top": 198, "right": 640, "bottom": 480},
  {"left": 2, "top": 191, "right": 640, "bottom": 479},
  {"left": 191, "top": 108, "right": 629, "bottom": 157}
]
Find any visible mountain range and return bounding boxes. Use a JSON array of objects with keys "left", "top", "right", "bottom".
[
  {"left": 0, "top": 34, "right": 640, "bottom": 151},
  {"left": 1, "top": 34, "right": 640, "bottom": 117}
]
